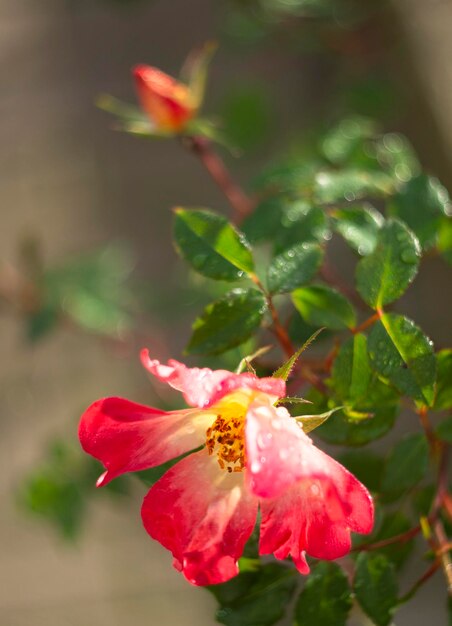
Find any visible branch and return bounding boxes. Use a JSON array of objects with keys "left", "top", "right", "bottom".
[{"left": 183, "top": 135, "right": 253, "bottom": 223}]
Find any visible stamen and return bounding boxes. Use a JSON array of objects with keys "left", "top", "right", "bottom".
[{"left": 206, "top": 413, "right": 246, "bottom": 473}]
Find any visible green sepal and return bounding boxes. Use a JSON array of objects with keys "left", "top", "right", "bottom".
[
  {"left": 96, "top": 94, "right": 171, "bottom": 137},
  {"left": 272, "top": 328, "right": 324, "bottom": 381},
  {"left": 295, "top": 407, "right": 342, "bottom": 434}
]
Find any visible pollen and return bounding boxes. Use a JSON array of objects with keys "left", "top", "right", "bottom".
[{"left": 206, "top": 413, "right": 246, "bottom": 473}]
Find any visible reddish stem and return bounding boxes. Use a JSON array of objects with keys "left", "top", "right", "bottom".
[
  {"left": 250, "top": 274, "right": 295, "bottom": 358},
  {"left": 185, "top": 136, "right": 253, "bottom": 222},
  {"left": 353, "top": 523, "right": 423, "bottom": 553},
  {"left": 351, "top": 310, "right": 382, "bottom": 335}
]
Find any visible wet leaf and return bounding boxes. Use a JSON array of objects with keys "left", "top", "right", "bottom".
[
  {"left": 367, "top": 313, "right": 436, "bottom": 406},
  {"left": 173, "top": 208, "right": 254, "bottom": 280},
  {"left": 275, "top": 201, "right": 330, "bottom": 254},
  {"left": 434, "top": 349, "right": 452, "bottom": 410},
  {"left": 314, "top": 169, "right": 394, "bottom": 204},
  {"left": 331, "top": 204, "right": 384, "bottom": 255},
  {"left": 436, "top": 417, "right": 452, "bottom": 443},
  {"left": 267, "top": 242, "right": 323, "bottom": 293},
  {"left": 339, "top": 450, "right": 384, "bottom": 492},
  {"left": 331, "top": 334, "right": 372, "bottom": 408},
  {"left": 369, "top": 511, "right": 415, "bottom": 569},
  {"left": 292, "top": 284, "right": 356, "bottom": 330},
  {"left": 294, "top": 562, "right": 352, "bottom": 626},
  {"left": 381, "top": 433, "right": 429, "bottom": 496},
  {"left": 241, "top": 197, "right": 286, "bottom": 244},
  {"left": 321, "top": 116, "right": 378, "bottom": 165},
  {"left": 208, "top": 563, "right": 297, "bottom": 626},
  {"left": 354, "top": 553, "right": 399, "bottom": 626},
  {"left": 356, "top": 218, "right": 421, "bottom": 308},
  {"left": 187, "top": 288, "right": 266, "bottom": 355},
  {"left": 388, "top": 174, "right": 451, "bottom": 250},
  {"left": 315, "top": 406, "right": 397, "bottom": 446}
]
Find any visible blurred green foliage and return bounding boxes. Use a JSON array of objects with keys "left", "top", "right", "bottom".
[{"left": 18, "top": 439, "right": 129, "bottom": 539}]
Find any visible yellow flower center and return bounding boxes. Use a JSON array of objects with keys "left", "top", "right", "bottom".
[{"left": 205, "top": 392, "right": 252, "bottom": 473}]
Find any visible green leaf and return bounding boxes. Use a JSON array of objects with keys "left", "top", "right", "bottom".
[
  {"left": 381, "top": 433, "right": 429, "bottom": 496},
  {"left": 43, "top": 244, "right": 132, "bottom": 337},
  {"left": 375, "top": 132, "right": 420, "bottom": 181},
  {"left": 292, "top": 284, "right": 356, "bottom": 330},
  {"left": 241, "top": 197, "right": 286, "bottom": 244},
  {"left": 434, "top": 349, "right": 452, "bottom": 410},
  {"left": 388, "top": 174, "right": 452, "bottom": 250},
  {"left": 272, "top": 328, "right": 324, "bottom": 381},
  {"left": 436, "top": 417, "right": 452, "bottom": 443},
  {"left": 331, "top": 334, "right": 372, "bottom": 408},
  {"left": 339, "top": 450, "right": 384, "bottom": 492},
  {"left": 321, "top": 116, "right": 378, "bottom": 165},
  {"left": 370, "top": 511, "right": 415, "bottom": 569},
  {"left": 294, "top": 562, "right": 352, "bottom": 626},
  {"left": 314, "top": 169, "right": 394, "bottom": 204},
  {"left": 296, "top": 389, "right": 397, "bottom": 445},
  {"left": 208, "top": 563, "right": 297, "bottom": 626},
  {"left": 356, "top": 218, "right": 421, "bottom": 308},
  {"left": 26, "top": 305, "right": 60, "bottom": 342},
  {"left": 354, "top": 553, "right": 399, "bottom": 626},
  {"left": 367, "top": 313, "right": 436, "bottom": 406},
  {"left": 173, "top": 208, "right": 254, "bottom": 281},
  {"left": 18, "top": 440, "right": 128, "bottom": 539},
  {"left": 331, "top": 204, "right": 384, "bottom": 255},
  {"left": 275, "top": 201, "right": 330, "bottom": 253},
  {"left": 296, "top": 407, "right": 342, "bottom": 434},
  {"left": 187, "top": 288, "right": 266, "bottom": 355},
  {"left": 316, "top": 406, "right": 397, "bottom": 446},
  {"left": 267, "top": 242, "right": 323, "bottom": 294},
  {"left": 438, "top": 216, "right": 452, "bottom": 264},
  {"left": 219, "top": 83, "right": 272, "bottom": 152}
]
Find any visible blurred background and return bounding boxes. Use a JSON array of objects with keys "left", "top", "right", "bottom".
[{"left": 1, "top": 0, "right": 451, "bottom": 624}]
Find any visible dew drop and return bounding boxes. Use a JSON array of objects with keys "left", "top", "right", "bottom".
[
  {"left": 310, "top": 484, "right": 320, "bottom": 496},
  {"left": 250, "top": 460, "right": 261, "bottom": 473},
  {"left": 400, "top": 249, "right": 418, "bottom": 264},
  {"left": 279, "top": 449, "right": 289, "bottom": 460},
  {"left": 257, "top": 432, "right": 273, "bottom": 450},
  {"left": 271, "top": 418, "right": 282, "bottom": 430}
]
